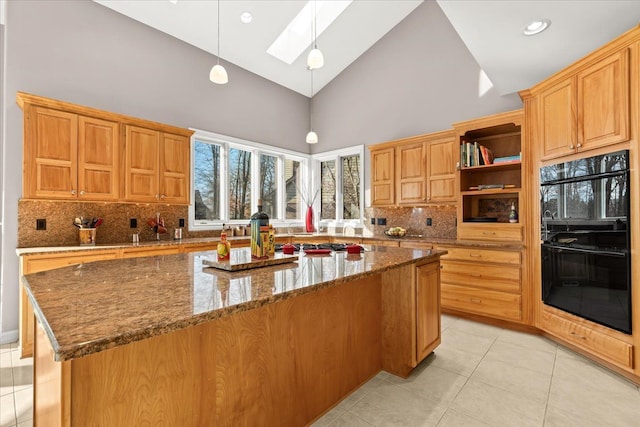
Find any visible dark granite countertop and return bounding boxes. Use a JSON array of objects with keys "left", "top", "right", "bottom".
[
  {"left": 16, "top": 234, "right": 523, "bottom": 256},
  {"left": 22, "top": 245, "right": 446, "bottom": 362}
]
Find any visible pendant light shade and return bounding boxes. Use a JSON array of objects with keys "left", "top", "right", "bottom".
[
  {"left": 307, "top": 0, "right": 324, "bottom": 70},
  {"left": 307, "top": 48, "right": 324, "bottom": 70},
  {"left": 210, "top": 64, "right": 228, "bottom": 84},
  {"left": 210, "top": 0, "right": 228, "bottom": 84},
  {"left": 306, "top": 130, "right": 318, "bottom": 144}
]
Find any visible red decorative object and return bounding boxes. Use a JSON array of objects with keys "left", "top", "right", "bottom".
[{"left": 305, "top": 205, "right": 314, "bottom": 233}]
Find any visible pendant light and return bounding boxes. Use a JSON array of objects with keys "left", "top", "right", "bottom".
[
  {"left": 306, "top": 68, "right": 318, "bottom": 144},
  {"left": 210, "top": 0, "right": 228, "bottom": 84},
  {"left": 307, "top": 0, "right": 324, "bottom": 69}
]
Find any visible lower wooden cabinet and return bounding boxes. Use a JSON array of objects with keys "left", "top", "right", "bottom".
[
  {"left": 438, "top": 245, "right": 523, "bottom": 323},
  {"left": 541, "top": 306, "right": 634, "bottom": 372},
  {"left": 416, "top": 262, "right": 441, "bottom": 361}
]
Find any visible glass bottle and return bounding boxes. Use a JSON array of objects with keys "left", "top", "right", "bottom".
[
  {"left": 217, "top": 230, "right": 231, "bottom": 260},
  {"left": 250, "top": 199, "right": 270, "bottom": 258},
  {"left": 509, "top": 202, "right": 519, "bottom": 223}
]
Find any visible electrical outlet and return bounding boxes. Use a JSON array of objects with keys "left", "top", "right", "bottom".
[
  {"left": 179, "top": 218, "right": 185, "bottom": 228},
  {"left": 370, "top": 217, "right": 376, "bottom": 225},
  {"left": 377, "top": 218, "right": 386, "bottom": 226},
  {"left": 426, "top": 218, "right": 432, "bottom": 226},
  {"left": 130, "top": 218, "right": 138, "bottom": 228},
  {"left": 36, "top": 219, "right": 46, "bottom": 230}
]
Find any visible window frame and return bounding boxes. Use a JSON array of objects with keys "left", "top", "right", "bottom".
[
  {"left": 189, "top": 128, "right": 310, "bottom": 231},
  {"left": 312, "top": 145, "right": 365, "bottom": 227}
]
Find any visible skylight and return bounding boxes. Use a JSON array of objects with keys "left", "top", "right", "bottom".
[{"left": 267, "top": 1, "right": 352, "bottom": 65}]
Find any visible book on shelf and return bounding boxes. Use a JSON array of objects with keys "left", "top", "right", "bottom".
[
  {"left": 460, "top": 141, "right": 494, "bottom": 167},
  {"left": 493, "top": 154, "right": 521, "bottom": 163}
]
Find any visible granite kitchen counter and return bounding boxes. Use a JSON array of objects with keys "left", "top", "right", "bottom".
[{"left": 22, "top": 245, "right": 445, "bottom": 362}]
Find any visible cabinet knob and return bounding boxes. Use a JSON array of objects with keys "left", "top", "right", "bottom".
[
  {"left": 576, "top": 143, "right": 583, "bottom": 148},
  {"left": 71, "top": 190, "right": 76, "bottom": 195},
  {"left": 568, "top": 144, "right": 574, "bottom": 149},
  {"left": 80, "top": 190, "right": 85, "bottom": 196},
  {"left": 160, "top": 194, "right": 166, "bottom": 199},
  {"left": 155, "top": 194, "right": 159, "bottom": 199}
]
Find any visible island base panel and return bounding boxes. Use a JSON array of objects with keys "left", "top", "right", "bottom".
[{"left": 37, "top": 274, "right": 383, "bottom": 426}]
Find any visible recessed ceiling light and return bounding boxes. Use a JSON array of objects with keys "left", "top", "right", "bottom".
[
  {"left": 240, "top": 11, "right": 252, "bottom": 24},
  {"left": 168, "top": 0, "right": 178, "bottom": 4},
  {"left": 523, "top": 19, "right": 551, "bottom": 36}
]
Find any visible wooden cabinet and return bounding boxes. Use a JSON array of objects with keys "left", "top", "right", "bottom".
[
  {"left": 17, "top": 92, "right": 193, "bottom": 204},
  {"left": 438, "top": 245, "right": 524, "bottom": 323},
  {"left": 416, "top": 261, "right": 441, "bottom": 361},
  {"left": 454, "top": 110, "right": 525, "bottom": 242},
  {"left": 396, "top": 141, "right": 426, "bottom": 205},
  {"left": 124, "top": 126, "right": 190, "bottom": 204},
  {"left": 542, "top": 306, "right": 633, "bottom": 372},
  {"left": 539, "top": 49, "right": 630, "bottom": 161},
  {"left": 399, "top": 241, "right": 432, "bottom": 250},
  {"left": 369, "top": 130, "right": 457, "bottom": 207},
  {"left": 425, "top": 130, "right": 457, "bottom": 203},
  {"left": 23, "top": 106, "right": 119, "bottom": 200},
  {"left": 370, "top": 147, "right": 395, "bottom": 206},
  {"left": 381, "top": 259, "right": 442, "bottom": 377},
  {"left": 19, "top": 249, "right": 120, "bottom": 357}
]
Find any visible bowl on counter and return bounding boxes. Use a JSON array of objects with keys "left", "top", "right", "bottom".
[{"left": 383, "top": 227, "right": 407, "bottom": 238}]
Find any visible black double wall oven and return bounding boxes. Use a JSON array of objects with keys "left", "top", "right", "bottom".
[{"left": 540, "top": 150, "right": 631, "bottom": 334}]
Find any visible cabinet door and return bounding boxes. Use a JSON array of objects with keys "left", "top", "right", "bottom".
[
  {"left": 396, "top": 142, "right": 426, "bottom": 205},
  {"left": 426, "top": 135, "right": 456, "bottom": 203},
  {"left": 24, "top": 106, "right": 78, "bottom": 198},
  {"left": 78, "top": 116, "right": 120, "bottom": 200},
  {"left": 159, "top": 133, "right": 190, "bottom": 204},
  {"left": 577, "top": 49, "right": 630, "bottom": 151},
  {"left": 416, "top": 262, "right": 440, "bottom": 362},
  {"left": 125, "top": 125, "right": 159, "bottom": 202},
  {"left": 370, "top": 147, "right": 395, "bottom": 205},
  {"left": 540, "top": 78, "right": 577, "bottom": 161}
]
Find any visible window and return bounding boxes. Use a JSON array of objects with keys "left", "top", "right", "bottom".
[
  {"left": 190, "top": 129, "right": 309, "bottom": 230},
  {"left": 314, "top": 146, "right": 364, "bottom": 223}
]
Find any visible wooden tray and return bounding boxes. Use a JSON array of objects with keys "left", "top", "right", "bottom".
[{"left": 202, "top": 247, "right": 298, "bottom": 271}]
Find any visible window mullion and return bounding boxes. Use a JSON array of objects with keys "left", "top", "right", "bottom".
[{"left": 220, "top": 143, "right": 229, "bottom": 222}]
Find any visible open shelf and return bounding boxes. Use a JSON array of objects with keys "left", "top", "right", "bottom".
[
  {"left": 460, "top": 161, "right": 521, "bottom": 172},
  {"left": 460, "top": 188, "right": 521, "bottom": 197}
]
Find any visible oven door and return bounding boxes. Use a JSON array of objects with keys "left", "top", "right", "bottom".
[{"left": 541, "top": 243, "right": 631, "bottom": 334}]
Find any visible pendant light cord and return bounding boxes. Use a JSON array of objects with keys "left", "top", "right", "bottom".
[
  {"left": 309, "top": 70, "right": 314, "bottom": 130},
  {"left": 313, "top": 0, "right": 317, "bottom": 49},
  {"left": 217, "top": 0, "right": 221, "bottom": 65}
]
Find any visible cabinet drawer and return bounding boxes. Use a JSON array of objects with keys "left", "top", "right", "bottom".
[
  {"left": 457, "top": 223, "right": 523, "bottom": 242},
  {"left": 441, "top": 260, "right": 520, "bottom": 293},
  {"left": 441, "top": 284, "right": 522, "bottom": 321},
  {"left": 399, "top": 241, "right": 432, "bottom": 250},
  {"left": 24, "top": 250, "right": 120, "bottom": 274},
  {"left": 122, "top": 246, "right": 181, "bottom": 259},
  {"left": 364, "top": 239, "right": 400, "bottom": 248},
  {"left": 541, "top": 309, "right": 633, "bottom": 370},
  {"left": 181, "top": 243, "right": 215, "bottom": 253},
  {"left": 440, "top": 247, "right": 520, "bottom": 264}
]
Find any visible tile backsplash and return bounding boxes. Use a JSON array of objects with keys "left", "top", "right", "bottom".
[
  {"left": 17, "top": 200, "right": 220, "bottom": 247},
  {"left": 364, "top": 205, "right": 457, "bottom": 239}
]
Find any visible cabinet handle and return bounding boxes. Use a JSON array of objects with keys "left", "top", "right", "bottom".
[
  {"left": 576, "top": 143, "right": 583, "bottom": 148},
  {"left": 568, "top": 144, "right": 574, "bottom": 149},
  {"left": 80, "top": 190, "right": 85, "bottom": 196},
  {"left": 71, "top": 189, "right": 76, "bottom": 195},
  {"left": 155, "top": 194, "right": 159, "bottom": 199},
  {"left": 482, "top": 232, "right": 496, "bottom": 236},
  {"left": 160, "top": 194, "right": 166, "bottom": 199},
  {"left": 470, "top": 298, "right": 482, "bottom": 304},
  {"left": 470, "top": 273, "right": 482, "bottom": 278},
  {"left": 469, "top": 253, "right": 482, "bottom": 258}
]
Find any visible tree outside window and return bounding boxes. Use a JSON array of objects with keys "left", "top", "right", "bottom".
[
  {"left": 229, "top": 147, "right": 251, "bottom": 220},
  {"left": 260, "top": 154, "right": 277, "bottom": 218},
  {"left": 194, "top": 141, "right": 220, "bottom": 220}
]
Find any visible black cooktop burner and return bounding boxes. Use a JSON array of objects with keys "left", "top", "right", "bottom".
[{"left": 274, "top": 242, "right": 363, "bottom": 252}]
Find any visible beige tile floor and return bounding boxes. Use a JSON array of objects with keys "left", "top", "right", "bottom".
[{"left": 2, "top": 315, "right": 640, "bottom": 427}]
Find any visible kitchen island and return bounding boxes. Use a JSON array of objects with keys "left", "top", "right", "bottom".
[{"left": 22, "top": 245, "right": 445, "bottom": 426}]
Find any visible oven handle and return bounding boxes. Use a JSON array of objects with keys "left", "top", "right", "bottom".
[
  {"left": 541, "top": 169, "right": 627, "bottom": 186},
  {"left": 541, "top": 243, "right": 627, "bottom": 258}
]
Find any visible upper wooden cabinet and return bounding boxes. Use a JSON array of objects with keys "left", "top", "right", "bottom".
[
  {"left": 370, "top": 146, "right": 395, "bottom": 205},
  {"left": 17, "top": 92, "right": 193, "bottom": 204},
  {"left": 369, "top": 130, "right": 457, "bottom": 206},
  {"left": 531, "top": 48, "right": 630, "bottom": 161},
  {"left": 396, "top": 141, "right": 426, "bottom": 205},
  {"left": 23, "top": 106, "right": 120, "bottom": 200},
  {"left": 425, "top": 130, "right": 457, "bottom": 203}
]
